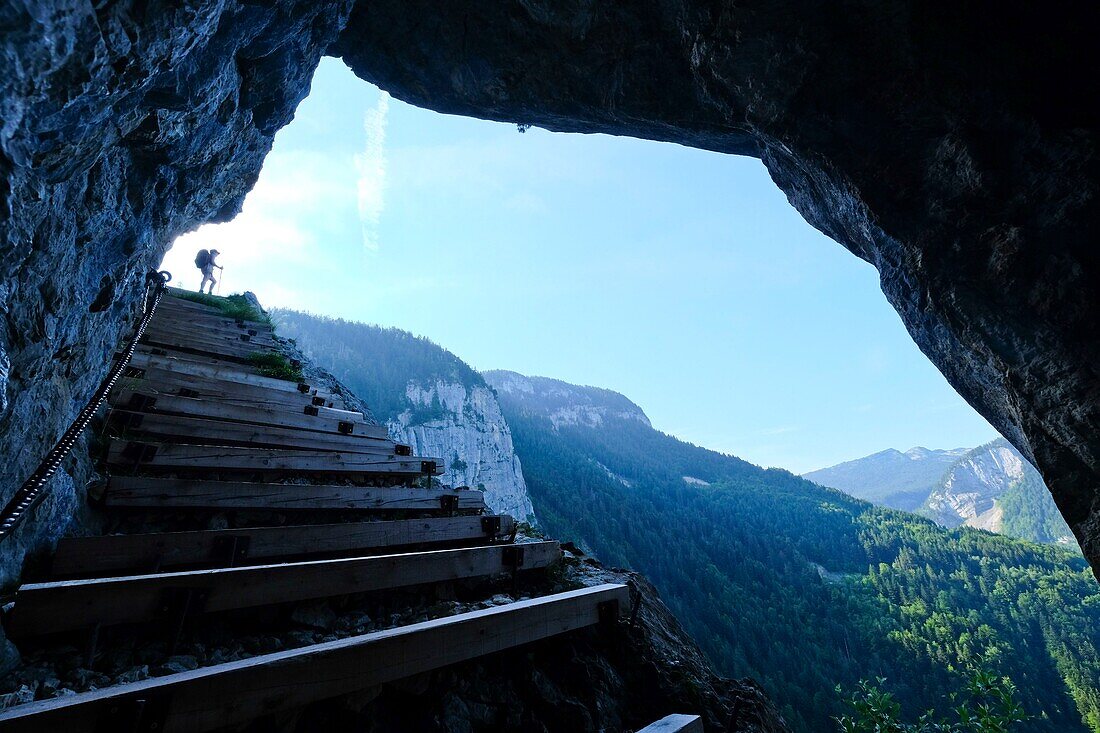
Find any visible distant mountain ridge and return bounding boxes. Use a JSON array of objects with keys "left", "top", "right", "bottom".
[
  {"left": 805, "top": 439, "right": 1074, "bottom": 546},
  {"left": 484, "top": 370, "right": 652, "bottom": 430},
  {"left": 803, "top": 446, "right": 968, "bottom": 510}
]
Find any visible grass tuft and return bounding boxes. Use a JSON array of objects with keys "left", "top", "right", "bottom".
[
  {"left": 168, "top": 289, "right": 270, "bottom": 324},
  {"left": 247, "top": 351, "right": 303, "bottom": 382}
]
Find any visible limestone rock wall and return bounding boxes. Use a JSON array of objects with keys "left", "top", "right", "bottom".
[
  {"left": 0, "top": 0, "right": 352, "bottom": 582},
  {"left": 388, "top": 380, "right": 535, "bottom": 523},
  {"left": 3, "top": 0, "right": 1100, "bottom": 577}
]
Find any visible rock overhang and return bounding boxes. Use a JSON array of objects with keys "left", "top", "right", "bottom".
[{"left": 2, "top": 0, "right": 1098, "bottom": 577}]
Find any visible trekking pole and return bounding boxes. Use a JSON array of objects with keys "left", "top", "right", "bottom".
[{"left": 216, "top": 267, "right": 224, "bottom": 295}]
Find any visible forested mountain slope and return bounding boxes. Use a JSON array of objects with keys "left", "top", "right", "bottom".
[
  {"left": 270, "top": 311, "right": 534, "bottom": 520},
  {"left": 807, "top": 440, "right": 1074, "bottom": 546},
  {"left": 485, "top": 371, "right": 1100, "bottom": 733}
]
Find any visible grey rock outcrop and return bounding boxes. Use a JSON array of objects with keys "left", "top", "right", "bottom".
[
  {"left": 3, "top": 1, "right": 1100, "bottom": 576},
  {"left": 484, "top": 371, "right": 651, "bottom": 431},
  {"left": 388, "top": 380, "right": 535, "bottom": 522}
]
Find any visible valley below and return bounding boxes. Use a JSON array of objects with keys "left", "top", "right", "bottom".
[{"left": 277, "top": 310, "right": 1100, "bottom": 733}]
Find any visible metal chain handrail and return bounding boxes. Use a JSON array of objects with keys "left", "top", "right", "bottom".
[{"left": 0, "top": 270, "right": 171, "bottom": 542}]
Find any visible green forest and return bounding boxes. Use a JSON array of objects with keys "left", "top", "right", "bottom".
[
  {"left": 496, "top": 399, "right": 1100, "bottom": 733},
  {"left": 271, "top": 310, "right": 486, "bottom": 423},
  {"left": 271, "top": 312, "right": 1100, "bottom": 733}
]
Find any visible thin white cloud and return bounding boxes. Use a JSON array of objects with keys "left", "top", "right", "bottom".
[{"left": 355, "top": 92, "right": 389, "bottom": 251}]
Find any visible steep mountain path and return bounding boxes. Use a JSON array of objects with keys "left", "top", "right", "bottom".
[{"left": 0, "top": 292, "right": 628, "bottom": 731}]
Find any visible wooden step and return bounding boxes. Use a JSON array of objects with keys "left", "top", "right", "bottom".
[
  {"left": 116, "top": 382, "right": 366, "bottom": 426},
  {"left": 123, "top": 367, "right": 344, "bottom": 410},
  {"left": 8, "top": 541, "right": 561, "bottom": 636},
  {"left": 0, "top": 584, "right": 629, "bottom": 733},
  {"left": 153, "top": 308, "right": 274, "bottom": 334},
  {"left": 106, "top": 441, "right": 440, "bottom": 477},
  {"left": 145, "top": 322, "right": 277, "bottom": 350},
  {"left": 638, "top": 715, "right": 704, "bottom": 733},
  {"left": 105, "top": 477, "right": 484, "bottom": 511},
  {"left": 160, "top": 295, "right": 268, "bottom": 325},
  {"left": 108, "top": 411, "right": 404, "bottom": 455},
  {"left": 127, "top": 351, "right": 321, "bottom": 394},
  {"left": 51, "top": 516, "right": 516, "bottom": 577},
  {"left": 109, "top": 388, "right": 386, "bottom": 439},
  {"left": 139, "top": 332, "right": 269, "bottom": 361}
]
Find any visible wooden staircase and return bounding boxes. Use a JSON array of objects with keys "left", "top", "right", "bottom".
[{"left": 0, "top": 292, "right": 629, "bottom": 731}]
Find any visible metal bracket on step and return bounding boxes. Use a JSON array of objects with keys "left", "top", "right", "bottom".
[
  {"left": 297, "top": 383, "right": 311, "bottom": 394},
  {"left": 110, "top": 411, "right": 145, "bottom": 431},
  {"left": 501, "top": 545, "right": 525, "bottom": 569},
  {"left": 597, "top": 598, "right": 621, "bottom": 627},
  {"left": 290, "top": 359, "right": 302, "bottom": 369},
  {"left": 120, "top": 442, "right": 158, "bottom": 464},
  {"left": 481, "top": 516, "right": 502, "bottom": 535},
  {"left": 337, "top": 421, "right": 354, "bottom": 435},
  {"left": 303, "top": 405, "right": 319, "bottom": 417},
  {"left": 421, "top": 461, "right": 437, "bottom": 475},
  {"left": 312, "top": 395, "right": 326, "bottom": 406},
  {"left": 439, "top": 494, "right": 458, "bottom": 516},
  {"left": 211, "top": 535, "right": 251, "bottom": 567},
  {"left": 126, "top": 393, "right": 157, "bottom": 412},
  {"left": 159, "top": 587, "right": 209, "bottom": 656},
  {"left": 247, "top": 328, "right": 257, "bottom": 337},
  {"left": 395, "top": 444, "right": 412, "bottom": 456},
  {"left": 93, "top": 688, "right": 172, "bottom": 733},
  {"left": 177, "top": 388, "right": 199, "bottom": 399},
  {"left": 238, "top": 334, "right": 251, "bottom": 343}
]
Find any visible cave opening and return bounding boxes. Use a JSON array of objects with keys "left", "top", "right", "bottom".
[{"left": 159, "top": 57, "right": 998, "bottom": 477}]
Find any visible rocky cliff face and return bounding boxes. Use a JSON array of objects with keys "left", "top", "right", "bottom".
[
  {"left": 270, "top": 311, "right": 536, "bottom": 523},
  {"left": 922, "top": 440, "right": 1075, "bottom": 545},
  {"left": 388, "top": 380, "right": 535, "bottom": 522},
  {"left": 924, "top": 442, "right": 1027, "bottom": 528},
  {"left": 3, "top": 1, "right": 1100, "bottom": 573},
  {"left": 809, "top": 439, "right": 1075, "bottom": 546},
  {"left": 484, "top": 371, "right": 651, "bottom": 431}
]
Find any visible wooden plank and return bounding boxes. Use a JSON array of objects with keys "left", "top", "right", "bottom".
[
  {"left": 109, "top": 388, "right": 387, "bottom": 439},
  {"left": 145, "top": 322, "right": 277, "bottom": 350},
  {"left": 51, "top": 516, "right": 516, "bottom": 577},
  {"left": 117, "top": 382, "right": 367, "bottom": 426},
  {"left": 9, "top": 542, "right": 561, "bottom": 636},
  {"left": 125, "top": 367, "right": 344, "bottom": 409},
  {"left": 0, "top": 584, "right": 629, "bottom": 733},
  {"left": 106, "top": 440, "right": 440, "bottom": 477},
  {"left": 106, "top": 477, "right": 484, "bottom": 511},
  {"left": 109, "top": 411, "right": 401, "bottom": 455},
  {"left": 637, "top": 715, "right": 704, "bottom": 733},
  {"left": 160, "top": 295, "right": 268, "bottom": 325},
  {"left": 128, "top": 351, "right": 317, "bottom": 393},
  {"left": 139, "top": 332, "right": 269, "bottom": 361},
  {"left": 154, "top": 308, "right": 274, "bottom": 333}
]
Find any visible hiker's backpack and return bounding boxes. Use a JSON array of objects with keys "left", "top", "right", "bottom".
[{"left": 195, "top": 249, "right": 211, "bottom": 269}]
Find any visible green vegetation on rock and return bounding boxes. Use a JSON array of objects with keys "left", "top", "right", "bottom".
[
  {"left": 246, "top": 351, "right": 302, "bottom": 382},
  {"left": 269, "top": 310, "right": 486, "bottom": 422},
  {"left": 167, "top": 289, "right": 270, "bottom": 324}
]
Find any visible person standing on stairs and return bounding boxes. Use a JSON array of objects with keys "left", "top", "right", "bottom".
[{"left": 196, "top": 248, "right": 222, "bottom": 294}]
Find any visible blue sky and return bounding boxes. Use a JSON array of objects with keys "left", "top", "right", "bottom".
[{"left": 162, "top": 58, "right": 997, "bottom": 473}]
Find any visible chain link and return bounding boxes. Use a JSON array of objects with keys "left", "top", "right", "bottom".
[{"left": 0, "top": 270, "right": 171, "bottom": 542}]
